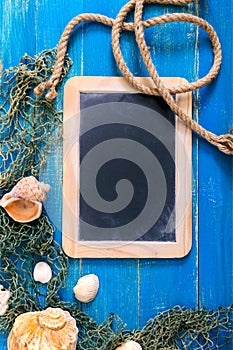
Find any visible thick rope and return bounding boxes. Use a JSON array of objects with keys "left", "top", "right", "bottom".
[
  {"left": 34, "top": 0, "right": 233, "bottom": 154},
  {"left": 132, "top": 0, "right": 233, "bottom": 154}
]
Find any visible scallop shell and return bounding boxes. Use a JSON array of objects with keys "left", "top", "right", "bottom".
[
  {"left": 115, "top": 340, "right": 142, "bottom": 350},
  {"left": 0, "top": 176, "right": 50, "bottom": 223},
  {"left": 8, "top": 307, "right": 78, "bottom": 350},
  {"left": 73, "top": 274, "right": 99, "bottom": 303},
  {"left": 0, "top": 285, "right": 11, "bottom": 316},
  {"left": 33, "top": 261, "right": 52, "bottom": 284}
]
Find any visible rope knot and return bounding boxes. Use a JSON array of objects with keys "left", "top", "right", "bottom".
[
  {"left": 210, "top": 133, "right": 233, "bottom": 155},
  {"left": 215, "top": 134, "right": 233, "bottom": 155}
]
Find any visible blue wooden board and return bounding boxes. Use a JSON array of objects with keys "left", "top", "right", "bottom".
[
  {"left": 198, "top": 0, "right": 233, "bottom": 309},
  {"left": 0, "top": 0, "right": 232, "bottom": 349}
]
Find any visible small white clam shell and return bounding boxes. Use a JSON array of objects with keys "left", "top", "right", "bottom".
[
  {"left": 73, "top": 274, "right": 99, "bottom": 303},
  {"left": 33, "top": 262, "right": 52, "bottom": 284},
  {"left": 0, "top": 285, "right": 11, "bottom": 316},
  {"left": 115, "top": 340, "right": 142, "bottom": 350}
]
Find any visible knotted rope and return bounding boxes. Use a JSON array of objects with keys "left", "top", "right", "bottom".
[{"left": 34, "top": 0, "right": 233, "bottom": 155}]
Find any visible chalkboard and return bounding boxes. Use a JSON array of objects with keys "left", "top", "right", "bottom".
[{"left": 62, "top": 77, "right": 192, "bottom": 258}]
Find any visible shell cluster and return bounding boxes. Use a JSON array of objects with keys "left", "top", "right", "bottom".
[
  {"left": 115, "top": 340, "right": 142, "bottom": 350},
  {"left": 8, "top": 307, "right": 78, "bottom": 350},
  {"left": 33, "top": 261, "right": 52, "bottom": 284},
  {"left": 0, "top": 285, "right": 11, "bottom": 316},
  {"left": 0, "top": 176, "right": 50, "bottom": 223},
  {"left": 73, "top": 274, "right": 99, "bottom": 303}
]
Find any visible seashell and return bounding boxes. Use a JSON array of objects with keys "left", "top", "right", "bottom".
[
  {"left": 0, "top": 176, "right": 50, "bottom": 223},
  {"left": 115, "top": 340, "right": 142, "bottom": 350},
  {"left": 73, "top": 274, "right": 99, "bottom": 303},
  {"left": 8, "top": 307, "right": 78, "bottom": 350},
  {"left": 0, "top": 285, "right": 11, "bottom": 316},
  {"left": 33, "top": 261, "right": 52, "bottom": 284},
  {"left": 0, "top": 197, "right": 42, "bottom": 223},
  {"left": 9, "top": 176, "right": 50, "bottom": 202}
]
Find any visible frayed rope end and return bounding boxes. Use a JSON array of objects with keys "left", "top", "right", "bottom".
[{"left": 34, "top": 81, "right": 57, "bottom": 102}]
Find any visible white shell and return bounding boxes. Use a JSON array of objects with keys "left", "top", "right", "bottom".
[
  {"left": 73, "top": 274, "right": 99, "bottom": 303},
  {"left": 115, "top": 341, "right": 142, "bottom": 350},
  {"left": 0, "top": 176, "right": 50, "bottom": 223},
  {"left": 33, "top": 262, "right": 52, "bottom": 284},
  {"left": 0, "top": 285, "right": 11, "bottom": 316}
]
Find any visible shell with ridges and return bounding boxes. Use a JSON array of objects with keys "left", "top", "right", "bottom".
[
  {"left": 7, "top": 307, "right": 78, "bottom": 350},
  {"left": 0, "top": 285, "right": 11, "bottom": 316},
  {"left": 0, "top": 176, "right": 50, "bottom": 223},
  {"left": 73, "top": 274, "right": 99, "bottom": 303},
  {"left": 33, "top": 261, "right": 52, "bottom": 284},
  {"left": 115, "top": 340, "right": 142, "bottom": 350},
  {"left": 9, "top": 176, "right": 50, "bottom": 202}
]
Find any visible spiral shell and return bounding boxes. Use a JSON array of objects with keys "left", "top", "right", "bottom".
[
  {"left": 73, "top": 274, "right": 99, "bottom": 303},
  {"left": 9, "top": 176, "right": 50, "bottom": 202},
  {"left": 8, "top": 307, "right": 78, "bottom": 350},
  {"left": 115, "top": 340, "right": 142, "bottom": 350},
  {"left": 0, "top": 176, "right": 50, "bottom": 223},
  {"left": 33, "top": 261, "right": 52, "bottom": 284},
  {"left": 0, "top": 285, "right": 11, "bottom": 316}
]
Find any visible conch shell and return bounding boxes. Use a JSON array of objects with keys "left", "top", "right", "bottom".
[
  {"left": 0, "top": 176, "right": 50, "bottom": 223},
  {"left": 73, "top": 274, "right": 99, "bottom": 303},
  {"left": 0, "top": 285, "right": 11, "bottom": 316},
  {"left": 115, "top": 340, "right": 142, "bottom": 350},
  {"left": 8, "top": 307, "right": 78, "bottom": 350}
]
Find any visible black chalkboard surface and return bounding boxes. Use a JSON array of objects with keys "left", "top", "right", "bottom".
[{"left": 62, "top": 77, "right": 192, "bottom": 258}]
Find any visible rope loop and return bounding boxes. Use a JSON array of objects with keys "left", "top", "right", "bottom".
[{"left": 34, "top": 0, "right": 233, "bottom": 155}]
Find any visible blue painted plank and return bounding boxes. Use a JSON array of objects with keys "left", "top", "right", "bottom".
[
  {"left": 198, "top": 0, "right": 233, "bottom": 309},
  {"left": 79, "top": 0, "right": 140, "bottom": 330},
  {"left": 35, "top": 0, "right": 85, "bottom": 308},
  {"left": 81, "top": 259, "right": 140, "bottom": 328},
  {"left": 0, "top": 0, "right": 36, "bottom": 68},
  {"left": 139, "top": 1, "right": 199, "bottom": 327},
  {"left": 0, "top": 1, "right": 36, "bottom": 348}
]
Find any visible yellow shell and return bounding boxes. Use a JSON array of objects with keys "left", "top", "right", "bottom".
[
  {"left": 0, "top": 176, "right": 50, "bottom": 223},
  {"left": 8, "top": 307, "right": 78, "bottom": 350},
  {"left": 115, "top": 340, "right": 142, "bottom": 350},
  {"left": 73, "top": 274, "right": 99, "bottom": 303}
]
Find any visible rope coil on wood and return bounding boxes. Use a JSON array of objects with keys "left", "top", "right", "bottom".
[{"left": 34, "top": 0, "right": 233, "bottom": 154}]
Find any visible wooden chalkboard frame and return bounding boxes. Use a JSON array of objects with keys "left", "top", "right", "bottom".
[{"left": 62, "top": 77, "right": 192, "bottom": 258}]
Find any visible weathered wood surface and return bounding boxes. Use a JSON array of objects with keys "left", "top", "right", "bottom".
[{"left": 0, "top": 0, "right": 232, "bottom": 348}]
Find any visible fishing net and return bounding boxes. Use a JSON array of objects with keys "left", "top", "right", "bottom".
[
  {"left": 0, "top": 49, "right": 72, "bottom": 193},
  {"left": 0, "top": 50, "right": 232, "bottom": 349}
]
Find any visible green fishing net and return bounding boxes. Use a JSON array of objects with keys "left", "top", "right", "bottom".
[
  {"left": 0, "top": 49, "right": 232, "bottom": 349},
  {"left": 0, "top": 49, "right": 71, "bottom": 192}
]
